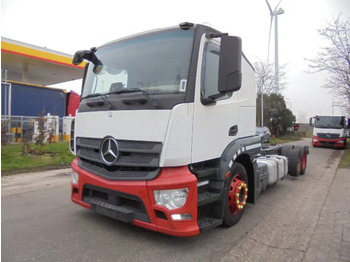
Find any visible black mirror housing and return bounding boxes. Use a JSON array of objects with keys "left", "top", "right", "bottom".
[
  {"left": 218, "top": 36, "right": 242, "bottom": 94},
  {"left": 73, "top": 49, "right": 103, "bottom": 74},
  {"left": 73, "top": 50, "right": 92, "bottom": 65},
  {"left": 309, "top": 117, "right": 316, "bottom": 127}
]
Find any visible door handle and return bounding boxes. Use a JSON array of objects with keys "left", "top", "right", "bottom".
[{"left": 229, "top": 125, "right": 238, "bottom": 136}]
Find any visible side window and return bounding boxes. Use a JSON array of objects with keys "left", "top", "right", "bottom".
[{"left": 201, "top": 43, "right": 231, "bottom": 100}]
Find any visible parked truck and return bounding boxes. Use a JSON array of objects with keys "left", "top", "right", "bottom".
[
  {"left": 70, "top": 22, "right": 309, "bottom": 237},
  {"left": 1, "top": 81, "right": 80, "bottom": 143},
  {"left": 1, "top": 80, "right": 80, "bottom": 117},
  {"left": 310, "top": 115, "right": 350, "bottom": 148}
]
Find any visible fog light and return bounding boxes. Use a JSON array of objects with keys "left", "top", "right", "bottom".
[
  {"left": 171, "top": 213, "right": 193, "bottom": 221},
  {"left": 154, "top": 188, "right": 189, "bottom": 210},
  {"left": 72, "top": 171, "right": 79, "bottom": 184}
]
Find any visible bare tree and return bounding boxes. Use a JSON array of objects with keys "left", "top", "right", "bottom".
[
  {"left": 307, "top": 15, "right": 350, "bottom": 113},
  {"left": 254, "top": 60, "right": 287, "bottom": 94},
  {"left": 255, "top": 60, "right": 289, "bottom": 127},
  {"left": 298, "top": 111, "right": 308, "bottom": 123}
]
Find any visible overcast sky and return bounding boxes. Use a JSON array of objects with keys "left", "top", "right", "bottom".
[{"left": 2, "top": 0, "right": 350, "bottom": 121}]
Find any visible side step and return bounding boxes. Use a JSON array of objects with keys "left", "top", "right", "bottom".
[
  {"left": 198, "top": 192, "right": 220, "bottom": 206},
  {"left": 198, "top": 217, "right": 222, "bottom": 231},
  {"left": 194, "top": 167, "right": 218, "bottom": 180}
]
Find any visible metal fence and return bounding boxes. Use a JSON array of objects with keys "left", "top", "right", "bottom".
[{"left": 1, "top": 115, "right": 66, "bottom": 144}]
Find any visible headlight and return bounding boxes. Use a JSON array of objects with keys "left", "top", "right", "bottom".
[
  {"left": 154, "top": 188, "right": 189, "bottom": 210},
  {"left": 72, "top": 171, "right": 79, "bottom": 184},
  {"left": 313, "top": 138, "right": 318, "bottom": 142}
]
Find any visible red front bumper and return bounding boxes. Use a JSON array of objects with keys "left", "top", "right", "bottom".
[
  {"left": 312, "top": 136, "right": 346, "bottom": 148},
  {"left": 71, "top": 158, "right": 200, "bottom": 237}
]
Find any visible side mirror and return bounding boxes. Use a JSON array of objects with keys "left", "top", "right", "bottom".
[
  {"left": 218, "top": 36, "right": 242, "bottom": 93},
  {"left": 73, "top": 50, "right": 93, "bottom": 65},
  {"left": 73, "top": 49, "right": 103, "bottom": 74},
  {"left": 309, "top": 117, "right": 315, "bottom": 127}
]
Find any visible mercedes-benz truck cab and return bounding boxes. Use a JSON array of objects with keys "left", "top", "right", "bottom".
[
  {"left": 70, "top": 23, "right": 308, "bottom": 237},
  {"left": 310, "top": 115, "right": 350, "bottom": 148}
]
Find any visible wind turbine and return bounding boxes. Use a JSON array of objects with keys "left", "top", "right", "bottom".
[
  {"left": 265, "top": 0, "right": 284, "bottom": 91},
  {"left": 261, "top": 0, "right": 284, "bottom": 127}
]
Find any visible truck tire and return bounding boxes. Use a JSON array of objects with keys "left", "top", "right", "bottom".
[
  {"left": 223, "top": 163, "right": 248, "bottom": 227},
  {"left": 288, "top": 148, "right": 302, "bottom": 177},
  {"left": 280, "top": 145, "right": 293, "bottom": 158},
  {"left": 297, "top": 146, "right": 308, "bottom": 175}
]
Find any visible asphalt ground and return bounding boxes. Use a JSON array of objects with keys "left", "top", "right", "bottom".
[{"left": 2, "top": 139, "right": 349, "bottom": 261}]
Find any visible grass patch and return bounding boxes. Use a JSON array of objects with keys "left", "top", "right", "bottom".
[
  {"left": 1, "top": 142, "right": 75, "bottom": 175},
  {"left": 338, "top": 140, "right": 350, "bottom": 168},
  {"left": 274, "top": 131, "right": 312, "bottom": 144}
]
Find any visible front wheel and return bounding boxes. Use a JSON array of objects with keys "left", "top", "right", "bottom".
[{"left": 223, "top": 163, "right": 248, "bottom": 227}]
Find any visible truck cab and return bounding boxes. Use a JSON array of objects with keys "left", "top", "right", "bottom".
[
  {"left": 310, "top": 115, "right": 350, "bottom": 148},
  {"left": 70, "top": 23, "right": 305, "bottom": 237}
]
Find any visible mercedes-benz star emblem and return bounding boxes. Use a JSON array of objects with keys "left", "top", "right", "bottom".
[{"left": 100, "top": 137, "right": 119, "bottom": 165}]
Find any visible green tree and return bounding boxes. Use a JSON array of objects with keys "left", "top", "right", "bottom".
[
  {"left": 255, "top": 59, "right": 289, "bottom": 128},
  {"left": 257, "top": 93, "right": 295, "bottom": 136}
]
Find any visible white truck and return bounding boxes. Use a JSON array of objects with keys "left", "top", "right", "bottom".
[
  {"left": 70, "top": 22, "right": 308, "bottom": 237},
  {"left": 310, "top": 115, "right": 350, "bottom": 148}
]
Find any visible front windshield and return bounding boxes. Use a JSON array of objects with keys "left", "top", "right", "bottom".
[
  {"left": 315, "top": 116, "right": 344, "bottom": 129},
  {"left": 82, "top": 28, "right": 194, "bottom": 99}
]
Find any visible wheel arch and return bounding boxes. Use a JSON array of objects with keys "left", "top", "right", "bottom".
[
  {"left": 235, "top": 154, "right": 256, "bottom": 204},
  {"left": 219, "top": 136, "right": 261, "bottom": 205}
]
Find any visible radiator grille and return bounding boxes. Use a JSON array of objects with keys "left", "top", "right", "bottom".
[
  {"left": 76, "top": 137, "right": 162, "bottom": 180},
  {"left": 316, "top": 133, "right": 340, "bottom": 139}
]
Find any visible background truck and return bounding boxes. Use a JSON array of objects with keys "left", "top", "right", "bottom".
[
  {"left": 309, "top": 115, "right": 350, "bottom": 148},
  {"left": 1, "top": 80, "right": 81, "bottom": 117},
  {"left": 1, "top": 81, "right": 67, "bottom": 117},
  {"left": 1, "top": 80, "right": 80, "bottom": 143},
  {"left": 70, "top": 22, "right": 308, "bottom": 237}
]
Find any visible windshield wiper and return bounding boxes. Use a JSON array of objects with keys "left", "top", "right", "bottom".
[
  {"left": 83, "top": 93, "right": 103, "bottom": 99},
  {"left": 108, "top": 88, "right": 160, "bottom": 108},
  {"left": 83, "top": 93, "right": 115, "bottom": 110}
]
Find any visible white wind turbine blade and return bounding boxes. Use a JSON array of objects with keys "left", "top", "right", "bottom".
[
  {"left": 274, "top": 0, "right": 283, "bottom": 12},
  {"left": 265, "top": 0, "right": 273, "bottom": 13},
  {"left": 268, "top": 15, "right": 273, "bottom": 62},
  {"left": 265, "top": 0, "right": 273, "bottom": 62}
]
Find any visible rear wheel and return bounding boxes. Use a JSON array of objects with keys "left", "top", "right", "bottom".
[
  {"left": 223, "top": 163, "right": 248, "bottom": 227},
  {"left": 281, "top": 145, "right": 292, "bottom": 158},
  {"left": 299, "top": 147, "right": 308, "bottom": 175},
  {"left": 288, "top": 149, "right": 302, "bottom": 177}
]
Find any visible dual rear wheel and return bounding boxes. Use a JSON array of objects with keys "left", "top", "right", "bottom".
[
  {"left": 288, "top": 146, "right": 308, "bottom": 177},
  {"left": 281, "top": 145, "right": 308, "bottom": 177},
  {"left": 222, "top": 146, "right": 308, "bottom": 227}
]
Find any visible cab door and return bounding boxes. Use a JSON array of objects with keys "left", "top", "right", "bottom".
[{"left": 191, "top": 37, "right": 241, "bottom": 163}]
